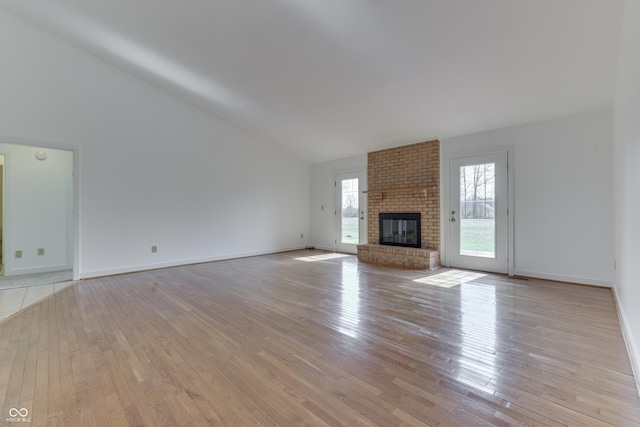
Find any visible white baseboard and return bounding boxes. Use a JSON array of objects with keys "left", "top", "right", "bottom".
[
  {"left": 9, "top": 264, "right": 72, "bottom": 276},
  {"left": 79, "top": 246, "right": 308, "bottom": 279},
  {"left": 310, "top": 245, "right": 336, "bottom": 252},
  {"left": 513, "top": 269, "right": 612, "bottom": 287},
  {"left": 612, "top": 287, "right": 640, "bottom": 397}
]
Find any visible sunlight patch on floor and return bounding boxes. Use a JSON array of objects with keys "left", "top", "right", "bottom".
[
  {"left": 294, "top": 253, "right": 350, "bottom": 262},
  {"left": 413, "top": 270, "right": 487, "bottom": 288}
]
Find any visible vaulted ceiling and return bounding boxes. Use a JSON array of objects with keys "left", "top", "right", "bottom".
[{"left": 0, "top": 0, "right": 624, "bottom": 163}]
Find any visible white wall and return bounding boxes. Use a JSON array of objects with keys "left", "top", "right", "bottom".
[
  {"left": 613, "top": 0, "right": 640, "bottom": 391},
  {"left": 0, "top": 9, "right": 309, "bottom": 278},
  {"left": 442, "top": 109, "right": 614, "bottom": 287},
  {"left": 0, "top": 143, "right": 74, "bottom": 275},
  {"left": 310, "top": 155, "right": 367, "bottom": 251}
]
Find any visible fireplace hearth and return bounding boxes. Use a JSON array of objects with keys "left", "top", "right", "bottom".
[{"left": 379, "top": 212, "right": 421, "bottom": 248}]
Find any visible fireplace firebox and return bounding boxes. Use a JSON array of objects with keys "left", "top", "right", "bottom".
[{"left": 379, "top": 212, "right": 421, "bottom": 248}]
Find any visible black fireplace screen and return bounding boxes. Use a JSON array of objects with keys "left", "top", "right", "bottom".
[{"left": 379, "top": 212, "right": 421, "bottom": 248}]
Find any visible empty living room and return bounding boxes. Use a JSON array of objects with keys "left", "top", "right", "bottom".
[{"left": 1, "top": 1, "right": 640, "bottom": 426}]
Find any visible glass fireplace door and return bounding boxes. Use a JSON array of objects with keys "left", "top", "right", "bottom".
[{"left": 379, "top": 213, "right": 421, "bottom": 248}]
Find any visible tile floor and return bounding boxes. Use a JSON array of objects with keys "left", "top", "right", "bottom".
[{"left": 0, "top": 281, "right": 76, "bottom": 322}]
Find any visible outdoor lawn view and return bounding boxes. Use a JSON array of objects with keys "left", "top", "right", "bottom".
[
  {"left": 341, "top": 178, "right": 360, "bottom": 244},
  {"left": 460, "top": 163, "right": 496, "bottom": 258}
]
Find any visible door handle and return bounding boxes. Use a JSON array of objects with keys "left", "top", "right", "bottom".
[{"left": 450, "top": 217, "right": 456, "bottom": 222}]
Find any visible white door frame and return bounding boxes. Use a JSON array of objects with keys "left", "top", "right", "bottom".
[
  {"left": 442, "top": 147, "right": 514, "bottom": 276},
  {"left": 334, "top": 169, "right": 367, "bottom": 254}
]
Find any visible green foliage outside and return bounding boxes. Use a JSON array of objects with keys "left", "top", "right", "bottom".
[
  {"left": 341, "top": 216, "right": 359, "bottom": 244},
  {"left": 460, "top": 218, "right": 495, "bottom": 253}
]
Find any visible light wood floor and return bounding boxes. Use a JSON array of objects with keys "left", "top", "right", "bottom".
[{"left": 1, "top": 250, "right": 639, "bottom": 426}]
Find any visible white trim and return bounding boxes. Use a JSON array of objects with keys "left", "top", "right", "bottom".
[
  {"left": 79, "top": 246, "right": 307, "bottom": 279},
  {"left": 2, "top": 151, "right": 13, "bottom": 276},
  {"left": 507, "top": 148, "right": 515, "bottom": 277},
  {"left": 10, "top": 264, "right": 72, "bottom": 275},
  {"left": 0, "top": 133, "right": 79, "bottom": 152},
  {"left": 313, "top": 245, "right": 336, "bottom": 253},
  {"left": 72, "top": 145, "right": 80, "bottom": 280},
  {"left": 514, "top": 269, "right": 612, "bottom": 288},
  {"left": 442, "top": 145, "right": 515, "bottom": 275},
  {"left": 612, "top": 287, "right": 640, "bottom": 397}
]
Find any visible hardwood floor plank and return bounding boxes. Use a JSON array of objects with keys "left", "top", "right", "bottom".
[
  {"left": 1, "top": 250, "right": 640, "bottom": 425},
  {"left": 32, "top": 301, "right": 50, "bottom": 426},
  {"left": 1, "top": 308, "right": 27, "bottom": 416}
]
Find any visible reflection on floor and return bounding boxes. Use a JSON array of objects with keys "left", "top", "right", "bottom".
[{"left": 0, "top": 281, "right": 76, "bottom": 322}]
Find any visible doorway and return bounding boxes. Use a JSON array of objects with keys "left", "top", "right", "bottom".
[
  {"left": 0, "top": 144, "right": 76, "bottom": 289},
  {"left": 447, "top": 152, "right": 509, "bottom": 274},
  {"left": 335, "top": 171, "right": 366, "bottom": 254}
]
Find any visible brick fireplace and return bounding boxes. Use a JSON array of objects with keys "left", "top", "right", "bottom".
[{"left": 357, "top": 140, "right": 440, "bottom": 269}]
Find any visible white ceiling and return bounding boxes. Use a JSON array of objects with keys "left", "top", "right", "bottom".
[{"left": 0, "top": 0, "right": 624, "bottom": 163}]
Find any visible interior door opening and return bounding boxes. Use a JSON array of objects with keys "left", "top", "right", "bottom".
[{"left": 0, "top": 144, "right": 75, "bottom": 289}]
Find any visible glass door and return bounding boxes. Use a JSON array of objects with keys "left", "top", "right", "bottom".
[
  {"left": 448, "top": 152, "right": 508, "bottom": 273},
  {"left": 335, "top": 171, "right": 366, "bottom": 254}
]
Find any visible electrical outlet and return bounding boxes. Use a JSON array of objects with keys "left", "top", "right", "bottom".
[
  {"left": 300, "top": 233, "right": 304, "bottom": 239},
  {"left": 151, "top": 245, "right": 158, "bottom": 253},
  {"left": 15, "top": 250, "right": 22, "bottom": 259},
  {"left": 38, "top": 248, "right": 45, "bottom": 256}
]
